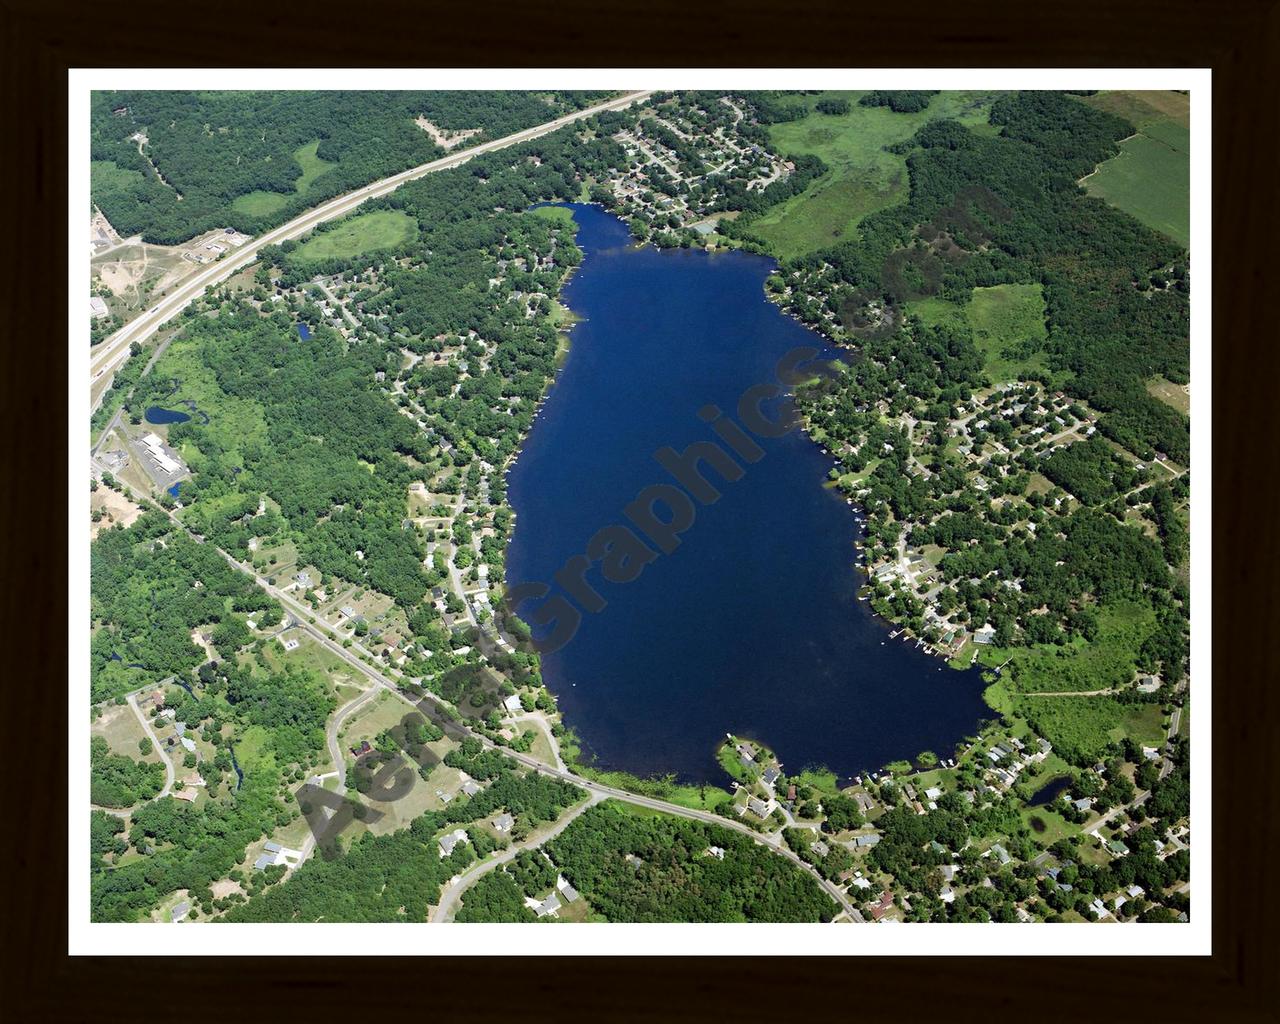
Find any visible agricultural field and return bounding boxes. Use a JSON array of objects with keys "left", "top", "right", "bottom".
[
  {"left": 752, "top": 90, "right": 1004, "bottom": 259},
  {"left": 294, "top": 210, "right": 419, "bottom": 261},
  {"left": 1078, "top": 91, "right": 1191, "bottom": 248},
  {"left": 231, "top": 140, "right": 337, "bottom": 218}
]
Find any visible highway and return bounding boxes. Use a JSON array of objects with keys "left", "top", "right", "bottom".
[{"left": 88, "top": 90, "right": 654, "bottom": 407}]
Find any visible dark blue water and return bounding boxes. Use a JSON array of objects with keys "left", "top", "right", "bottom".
[
  {"left": 1029, "top": 776, "right": 1071, "bottom": 807},
  {"left": 297, "top": 323, "right": 311, "bottom": 340},
  {"left": 505, "top": 204, "right": 990, "bottom": 784},
  {"left": 145, "top": 406, "right": 191, "bottom": 425}
]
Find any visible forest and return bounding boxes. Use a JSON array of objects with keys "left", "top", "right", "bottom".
[
  {"left": 91, "top": 91, "right": 610, "bottom": 243},
  {"left": 90, "top": 509, "right": 277, "bottom": 701},
  {"left": 90, "top": 736, "right": 165, "bottom": 808},
  {"left": 456, "top": 802, "right": 835, "bottom": 923}
]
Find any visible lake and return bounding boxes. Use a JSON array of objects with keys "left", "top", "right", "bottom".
[
  {"left": 145, "top": 406, "right": 191, "bottom": 425},
  {"left": 504, "top": 204, "right": 991, "bottom": 784}
]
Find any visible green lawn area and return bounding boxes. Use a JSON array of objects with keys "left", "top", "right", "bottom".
[
  {"left": 232, "top": 139, "right": 337, "bottom": 219},
  {"left": 529, "top": 204, "right": 576, "bottom": 227},
  {"left": 1023, "top": 806, "right": 1076, "bottom": 847},
  {"left": 752, "top": 90, "right": 1004, "bottom": 259},
  {"left": 295, "top": 210, "right": 419, "bottom": 261},
  {"left": 1083, "top": 121, "right": 1189, "bottom": 248}
]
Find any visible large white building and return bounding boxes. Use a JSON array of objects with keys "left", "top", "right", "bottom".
[{"left": 139, "top": 432, "right": 181, "bottom": 474}]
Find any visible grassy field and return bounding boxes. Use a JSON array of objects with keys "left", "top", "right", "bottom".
[
  {"left": 979, "top": 600, "right": 1157, "bottom": 695},
  {"left": 1146, "top": 374, "right": 1191, "bottom": 415},
  {"left": 529, "top": 204, "right": 577, "bottom": 227},
  {"left": 1080, "top": 90, "right": 1191, "bottom": 132},
  {"left": 232, "top": 139, "right": 338, "bottom": 219},
  {"left": 1076, "top": 92, "right": 1191, "bottom": 248},
  {"left": 752, "top": 91, "right": 1004, "bottom": 259},
  {"left": 295, "top": 210, "right": 419, "bottom": 261},
  {"left": 907, "top": 282, "right": 1049, "bottom": 383},
  {"left": 966, "top": 283, "right": 1050, "bottom": 381},
  {"left": 1014, "top": 694, "right": 1164, "bottom": 765},
  {"left": 92, "top": 160, "right": 148, "bottom": 195}
]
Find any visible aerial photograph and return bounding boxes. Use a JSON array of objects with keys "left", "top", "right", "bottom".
[{"left": 84, "top": 84, "right": 1193, "bottom": 929}]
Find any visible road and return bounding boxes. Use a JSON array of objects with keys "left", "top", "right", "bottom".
[
  {"left": 88, "top": 91, "right": 654, "bottom": 408},
  {"left": 430, "top": 791, "right": 607, "bottom": 923},
  {"left": 127, "top": 690, "right": 175, "bottom": 798},
  {"left": 153, "top": 507, "right": 861, "bottom": 922}
]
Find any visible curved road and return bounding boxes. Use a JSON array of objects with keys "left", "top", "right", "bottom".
[
  {"left": 431, "top": 791, "right": 607, "bottom": 923},
  {"left": 157, "top": 507, "right": 860, "bottom": 921},
  {"left": 89, "top": 90, "right": 654, "bottom": 407}
]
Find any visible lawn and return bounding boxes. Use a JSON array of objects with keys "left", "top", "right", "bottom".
[
  {"left": 295, "top": 210, "right": 419, "bottom": 261},
  {"left": 529, "top": 204, "right": 577, "bottom": 228},
  {"left": 752, "top": 91, "right": 1004, "bottom": 259},
  {"left": 1023, "top": 807, "right": 1076, "bottom": 847},
  {"left": 231, "top": 139, "right": 337, "bottom": 219},
  {"left": 1083, "top": 121, "right": 1190, "bottom": 248}
]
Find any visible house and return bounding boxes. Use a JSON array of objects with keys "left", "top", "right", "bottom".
[
  {"left": 502, "top": 693, "right": 523, "bottom": 715},
  {"left": 181, "top": 772, "right": 205, "bottom": 788},
  {"left": 1126, "top": 884, "right": 1145, "bottom": 900},
  {"left": 350, "top": 739, "right": 373, "bottom": 757},
  {"left": 492, "top": 813, "right": 514, "bottom": 833},
  {"left": 170, "top": 901, "right": 190, "bottom": 923},
  {"left": 1141, "top": 746, "right": 1161, "bottom": 762},
  {"left": 173, "top": 787, "right": 199, "bottom": 803},
  {"left": 735, "top": 741, "right": 757, "bottom": 765},
  {"left": 556, "top": 875, "right": 579, "bottom": 903},
  {"left": 438, "top": 828, "right": 469, "bottom": 858},
  {"left": 869, "top": 891, "right": 896, "bottom": 921},
  {"left": 786, "top": 784, "right": 797, "bottom": 802},
  {"left": 705, "top": 846, "right": 725, "bottom": 860},
  {"left": 924, "top": 787, "right": 943, "bottom": 802},
  {"left": 534, "top": 892, "right": 562, "bottom": 918},
  {"left": 746, "top": 797, "right": 775, "bottom": 819},
  {"left": 460, "top": 779, "right": 482, "bottom": 798},
  {"left": 973, "top": 625, "right": 996, "bottom": 645},
  {"left": 988, "top": 843, "right": 1012, "bottom": 866},
  {"left": 761, "top": 766, "right": 781, "bottom": 787},
  {"left": 849, "top": 875, "right": 872, "bottom": 890},
  {"left": 1089, "top": 898, "right": 1109, "bottom": 919},
  {"left": 294, "top": 571, "right": 312, "bottom": 587},
  {"left": 1072, "top": 797, "right": 1094, "bottom": 812},
  {"left": 851, "top": 833, "right": 881, "bottom": 848},
  {"left": 1107, "top": 839, "right": 1131, "bottom": 857},
  {"left": 811, "top": 841, "right": 830, "bottom": 858}
]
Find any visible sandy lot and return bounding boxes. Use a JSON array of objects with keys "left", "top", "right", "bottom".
[{"left": 91, "top": 486, "right": 143, "bottom": 540}]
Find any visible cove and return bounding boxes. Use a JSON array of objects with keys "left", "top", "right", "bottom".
[{"left": 505, "top": 204, "right": 991, "bottom": 784}]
